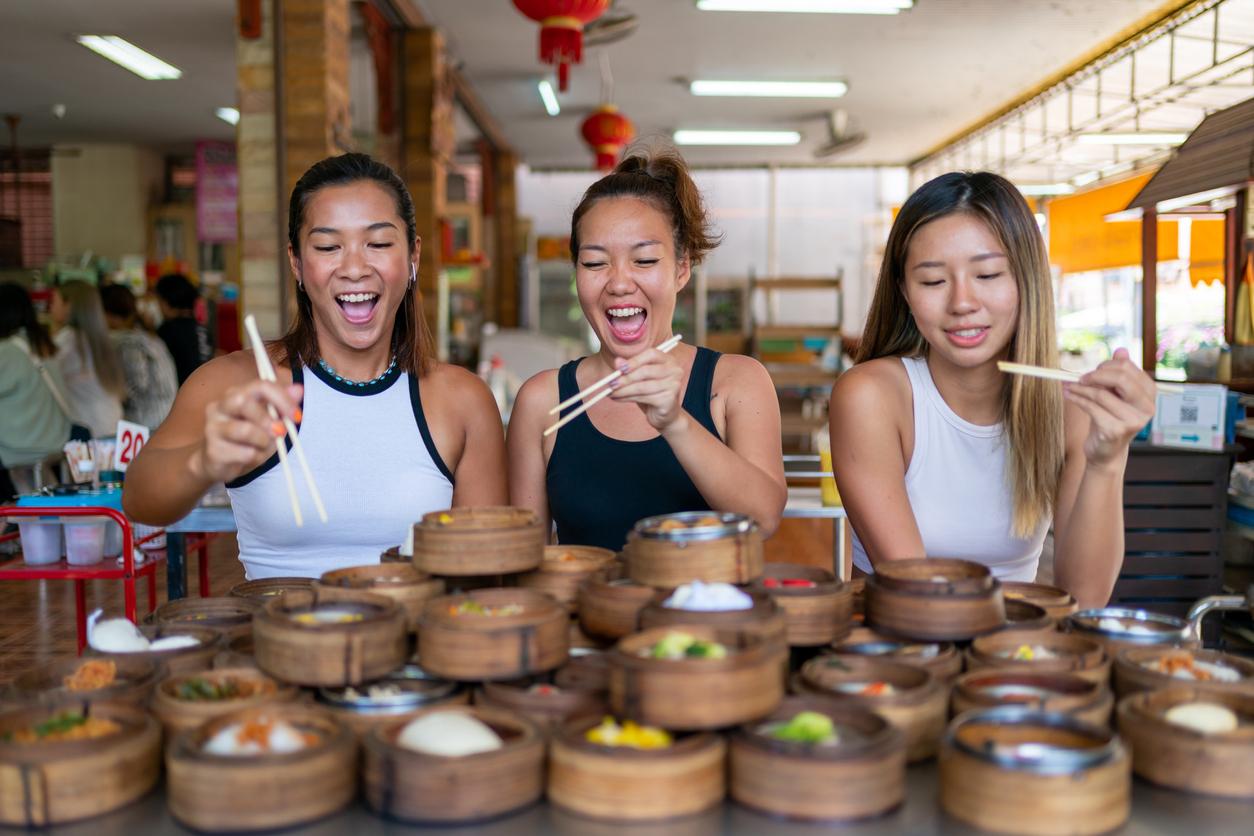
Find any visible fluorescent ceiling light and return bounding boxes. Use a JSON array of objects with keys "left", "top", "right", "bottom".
[
  {"left": 1076, "top": 132, "right": 1188, "bottom": 146},
  {"left": 1017, "top": 183, "right": 1074, "bottom": 196},
  {"left": 76, "top": 35, "right": 181, "bottom": 80},
  {"left": 673, "top": 130, "right": 801, "bottom": 146},
  {"left": 1155, "top": 186, "right": 1240, "bottom": 213},
  {"left": 690, "top": 80, "right": 847, "bottom": 98},
  {"left": 1072, "top": 170, "right": 1101, "bottom": 187},
  {"left": 216, "top": 107, "right": 240, "bottom": 126},
  {"left": 538, "top": 80, "right": 560, "bottom": 116},
  {"left": 697, "top": 0, "right": 911, "bottom": 13}
]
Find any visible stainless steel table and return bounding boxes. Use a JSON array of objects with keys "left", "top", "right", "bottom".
[{"left": 40, "top": 762, "right": 1254, "bottom": 835}]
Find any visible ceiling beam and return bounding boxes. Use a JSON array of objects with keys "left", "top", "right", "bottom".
[
  {"left": 451, "top": 68, "right": 514, "bottom": 155},
  {"left": 376, "top": 0, "right": 428, "bottom": 28}
]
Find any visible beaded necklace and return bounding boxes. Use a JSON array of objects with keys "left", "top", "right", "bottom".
[{"left": 317, "top": 357, "right": 397, "bottom": 387}]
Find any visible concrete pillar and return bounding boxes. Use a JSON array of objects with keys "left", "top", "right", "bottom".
[{"left": 281, "top": 0, "right": 352, "bottom": 197}]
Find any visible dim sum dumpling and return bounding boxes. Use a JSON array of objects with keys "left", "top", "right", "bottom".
[
  {"left": 397, "top": 711, "right": 503, "bottom": 756},
  {"left": 1164, "top": 702, "right": 1239, "bottom": 734}
]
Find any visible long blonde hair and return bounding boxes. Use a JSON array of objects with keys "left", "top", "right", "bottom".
[
  {"left": 857, "top": 171, "right": 1063, "bottom": 537},
  {"left": 58, "top": 280, "right": 127, "bottom": 401}
]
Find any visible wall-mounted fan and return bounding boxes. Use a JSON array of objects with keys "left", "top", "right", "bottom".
[
  {"left": 584, "top": 1, "right": 639, "bottom": 47},
  {"left": 814, "top": 109, "right": 866, "bottom": 158}
]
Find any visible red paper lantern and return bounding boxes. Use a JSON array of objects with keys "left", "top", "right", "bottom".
[
  {"left": 581, "top": 104, "right": 635, "bottom": 173},
  {"left": 512, "top": 0, "right": 611, "bottom": 92}
]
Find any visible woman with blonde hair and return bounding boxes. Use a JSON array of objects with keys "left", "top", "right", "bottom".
[
  {"left": 828, "top": 171, "right": 1155, "bottom": 610},
  {"left": 50, "top": 280, "right": 125, "bottom": 439}
]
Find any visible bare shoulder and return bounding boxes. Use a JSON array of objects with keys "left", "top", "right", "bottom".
[
  {"left": 830, "top": 356, "right": 910, "bottom": 417},
  {"left": 711, "top": 353, "right": 775, "bottom": 401},
  {"left": 513, "top": 368, "right": 561, "bottom": 416},
  {"left": 425, "top": 362, "right": 497, "bottom": 412}
]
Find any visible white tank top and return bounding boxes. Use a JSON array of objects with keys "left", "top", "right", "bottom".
[
  {"left": 850, "top": 355, "right": 1047, "bottom": 581},
  {"left": 227, "top": 361, "right": 454, "bottom": 579}
]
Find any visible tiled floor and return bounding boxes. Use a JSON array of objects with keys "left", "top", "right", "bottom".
[{"left": 0, "top": 534, "right": 246, "bottom": 686}]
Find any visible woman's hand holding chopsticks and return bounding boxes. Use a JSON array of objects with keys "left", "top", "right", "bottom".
[
  {"left": 193, "top": 378, "right": 304, "bottom": 485},
  {"left": 605, "top": 342, "right": 690, "bottom": 434},
  {"left": 1060, "top": 347, "right": 1158, "bottom": 469}
]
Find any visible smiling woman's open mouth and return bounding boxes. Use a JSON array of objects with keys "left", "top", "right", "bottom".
[
  {"left": 607, "top": 306, "right": 647, "bottom": 342},
  {"left": 336, "top": 292, "right": 379, "bottom": 325}
]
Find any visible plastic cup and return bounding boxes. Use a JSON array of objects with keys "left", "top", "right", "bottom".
[
  {"left": 17, "top": 521, "right": 62, "bottom": 566},
  {"left": 65, "top": 521, "right": 106, "bottom": 565}
]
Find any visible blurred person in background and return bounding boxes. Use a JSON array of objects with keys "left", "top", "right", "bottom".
[
  {"left": 154, "top": 274, "right": 212, "bottom": 385},
  {"left": 101, "top": 284, "right": 178, "bottom": 430},
  {"left": 0, "top": 283, "right": 72, "bottom": 500},
  {"left": 50, "top": 280, "right": 125, "bottom": 439}
]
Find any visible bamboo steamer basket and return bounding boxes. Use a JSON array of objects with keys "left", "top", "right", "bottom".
[
  {"left": 152, "top": 596, "right": 262, "bottom": 642},
  {"left": 577, "top": 564, "right": 655, "bottom": 638},
  {"left": 166, "top": 704, "right": 356, "bottom": 832},
  {"left": 0, "top": 700, "right": 161, "bottom": 827},
  {"left": 1062, "top": 607, "right": 1198, "bottom": 658},
  {"left": 569, "top": 620, "right": 615, "bottom": 651},
  {"left": 411, "top": 506, "right": 545, "bottom": 576},
  {"left": 729, "top": 697, "right": 906, "bottom": 822},
  {"left": 749, "top": 562, "right": 853, "bottom": 646},
  {"left": 1, "top": 657, "right": 161, "bottom": 709},
  {"left": 625, "top": 511, "right": 764, "bottom": 588},
  {"left": 317, "top": 563, "right": 445, "bottom": 631},
  {"left": 253, "top": 587, "right": 408, "bottom": 687},
  {"left": 638, "top": 588, "right": 788, "bottom": 647},
  {"left": 1113, "top": 646, "right": 1254, "bottom": 698},
  {"left": 476, "top": 672, "right": 606, "bottom": 733},
  {"left": 850, "top": 577, "right": 866, "bottom": 621},
  {"left": 966, "top": 631, "right": 1111, "bottom": 686},
  {"left": 1002, "top": 582, "right": 1079, "bottom": 618},
  {"left": 951, "top": 670, "right": 1114, "bottom": 726},
  {"left": 517, "top": 545, "right": 617, "bottom": 611},
  {"left": 1116, "top": 686, "right": 1254, "bottom": 798},
  {"left": 227, "top": 576, "right": 313, "bottom": 601},
  {"left": 793, "top": 654, "right": 947, "bottom": 762},
  {"left": 939, "top": 707, "right": 1130, "bottom": 836},
  {"left": 362, "top": 706, "right": 545, "bottom": 824},
  {"left": 417, "top": 588, "right": 569, "bottom": 681},
  {"left": 609, "top": 625, "right": 785, "bottom": 730},
  {"left": 555, "top": 649, "right": 611, "bottom": 692},
  {"left": 864, "top": 558, "right": 1006, "bottom": 641},
  {"left": 212, "top": 634, "right": 258, "bottom": 670},
  {"left": 313, "top": 664, "right": 468, "bottom": 739},
  {"left": 993, "top": 599, "right": 1056, "bottom": 638},
  {"left": 381, "top": 545, "right": 406, "bottom": 562},
  {"left": 833, "top": 627, "right": 963, "bottom": 684},
  {"left": 150, "top": 668, "right": 299, "bottom": 736},
  {"left": 548, "top": 713, "right": 727, "bottom": 822},
  {"left": 86, "top": 624, "right": 225, "bottom": 678}
]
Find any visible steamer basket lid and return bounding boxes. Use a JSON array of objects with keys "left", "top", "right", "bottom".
[
  {"left": 634, "top": 511, "right": 754, "bottom": 542},
  {"left": 1064, "top": 607, "right": 1194, "bottom": 645},
  {"left": 947, "top": 706, "right": 1121, "bottom": 773},
  {"left": 316, "top": 665, "right": 461, "bottom": 712}
]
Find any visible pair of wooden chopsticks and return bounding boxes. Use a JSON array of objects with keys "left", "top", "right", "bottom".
[
  {"left": 997, "top": 361, "right": 1186, "bottom": 394},
  {"left": 244, "top": 315, "right": 328, "bottom": 526},
  {"left": 544, "top": 333, "right": 684, "bottom": 437}
]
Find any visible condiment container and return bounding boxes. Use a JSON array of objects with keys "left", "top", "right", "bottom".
[
  {"left": 417, "top": 588, "right": 569, "bottom": 681},
  {"left": 1116, "top": 686, "right": 1254, "bottom": 799},
  {"left": 1001, "top": 581, "right": 1079, "bottom": 618},
  {"left": 625, "top": 511, "right": 764, "bottom": 588},
  {"left": 749, "top": 562, "right": 853, "bottom": 646},
  {"left": 476, "top": 675, "right": 606, "bottom": 733},
  {"left": 966, "top": 631, "right": 1110, "bottom": 686},
  {"left": 950, "top": 670, "right": 1113, "bottom": 726},
  {"left": 517, "top": 545, "right": 616, "bottom": 612},
  {"left": 1112, "top": 646, "right": 1254, "bottom": 698},
  {"left": 577, "top": 563, "right": 656, "bottom": 638},
  {"left": 864, "top": 558, "right": 1006, "bottom": 641},
  {"left": 318, "top": 563, "right": 445, "bottom": 631},
  {"left": 166, "top": 704, "right": 356, "bottom": 832},
  {"left": 64, "top": 519, "right": 106, "bottom": 565},
  {"left": 411, "top": 506, "right": 545, "bottom": 576},
  {"left": 151, "top": 596, "right": 262, "bottom": 642},
  {"left": 1063, "top": 607, "right": 1197, "bottom": 658},
  {"left": 253, "top": 587, "right": 408, "bottom": 687},
  {"left": 0, "top": 700, "right": 161, "bottom": 827},
  {"left": 609, "top": 624, "right": 785, "bottom": 730},
  {"left": 793, "top": 654, "right": 947, "bottom": 762},
  {"left": 0, "top": 657, "right": 162, "bottom": 709},
  {"left": 833, "top": 627, "right": 962, "bottom": 684},
  {"left": 151, "top": 668, "right": 298, "bottom": 736},
  {"left": 86, "top": 624, "right": 224, "bottom": 677},
  {"left": 729, "top": 697, "right": 906, "bottom": 822},
  {"left": 639, "top": 587, "right": 788, "bottom": 647},
  {"left": 227, "top": 576, "right": 314, "bottom": 601},
  {"left": 16, "top": 520, "right": 60, "bottom": 565},
  {"left": 939, "top": 707, "right": 1130, "bottom": 836},
  {"left": 548, "top": 713, "right": 727, "bottom": 822},
  {"left": 314, "top": 664, "right": 467, "bottom": 739},
  {"left": 362, "top": 706, "right": 545, "bottom": 824}
]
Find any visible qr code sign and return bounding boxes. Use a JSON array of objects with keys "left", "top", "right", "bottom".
[{"left": 1180, "top": 404, "right": 1199, "bottom": 424}]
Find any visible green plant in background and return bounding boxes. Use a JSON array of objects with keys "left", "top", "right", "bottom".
[
  {"left": 1058, "top": 329, "right": 1105, "bottom": 355},
  {"left": 1156, "top": 323, "right": 1224, "bottom": 369}
]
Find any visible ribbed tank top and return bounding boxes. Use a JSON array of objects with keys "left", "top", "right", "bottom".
[
  {"left": 850, "top": 355, "right": 1047, "bottom": 582},
  {"left": 226, "top": 359, "right": 454, "bottom": 579},
  {"left": 546, "top": 347, "right": 723, "bottom": 551}
]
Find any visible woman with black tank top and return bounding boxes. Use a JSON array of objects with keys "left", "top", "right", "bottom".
[{"left": 508, "top": 145, "right": 787, "bottom": 552}]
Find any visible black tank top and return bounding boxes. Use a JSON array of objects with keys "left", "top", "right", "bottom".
[{"left": 546, "top": 347, "right": 723, "bottom": 551}]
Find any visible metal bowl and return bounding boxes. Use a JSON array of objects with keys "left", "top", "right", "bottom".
[
  {"left": 1063, "top": 607, "right": 1194, "bottom": 646},
  {"left": 315, "top": 665, "right": 463, "bottom": 714},
  {"left": 633, "top": 511, "right": 755, "bottom": 542},
  {"left": 946, "top": 706, "right": 1122, "bottom": 773}
]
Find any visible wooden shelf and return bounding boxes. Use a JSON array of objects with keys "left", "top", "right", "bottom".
[
  {"left": 780, "top": 414, "right": 829, "bottom": 435},
  {"left": 752, "top": 277, "right": 841, "bottom": 290},
  {"left": 765, "top": 364, "right": 839, "bottom": 387},
  {"left": 755, "top": 326, "right": 841, "bottom": 339}
]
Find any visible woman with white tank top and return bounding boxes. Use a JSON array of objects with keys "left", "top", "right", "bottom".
[
  {"left": 123, "top": 154, "right": 507, "bottom": 579},
  {"left": 830, "top": 172, "right": 1157, "bottom": 610}
]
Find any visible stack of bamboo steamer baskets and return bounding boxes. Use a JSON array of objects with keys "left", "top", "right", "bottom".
[
  {"left": 313, "top": 664, "right": 468, "bottom": 739},
  {"left": 409, "top": 506, "right": 545, "bottom": 576},
  {"left": 0, "top": 657, "right": 162, "bottom": 709},
  {"left": 728, "top": 697, "right": 907, "bottom": 821},
  {"left": 86, "top": 624, "right": 225, "bottom": 676},
  {"left": 939, "top": 707, "right": 1130, "bottom": 836},
  {"left": 995, "top": 599, "right": 1055, "bottom": 637},
  {"left": 1112, "top": 646, "right": 1254, "bottom": 697},
  {"left": 624, "top": 512, "right": 764, "bottom": 587},
  {"left": 418, "top": 588, "right": 569, "bottom": 680},
  {"left": 864, "top": 558, "right": 1006, "bottom": 641},
  {"left": 749, "top": 562, "right": 853, "bottom": 646},
  {"left": 150, "top": 668, "right": 298, "bottom": 735},
  {"left": 317, "top": 563, "right": 445, "bottom": 632},
  {"left": 362, "top": 706, "right": 545, "bottom": 823},
  {"left": 966, "top": 631, "right": 1111, "bottom": 685},
  {"left": 638, "top": 587, "right": 788, "bottom": 646},
  {"left": 0, "top": 701, "right": 161, "bottom": 827},
  {"left": 476, "top": 674, "right": 606, "bottom": 733},
  {"left": 833, "top": 627, "right": 963, "bottom": 684},
  {"left": 227, "top": 577, "right": 313, "bottom": 601},
  {"left": 577, "top": 562, "right": 656, "bottom": 639},
  {"left": 1063, "top": 607, "right": 1197, "bottom": 658},
  {"left": 950, "top": 670, "right": 1113, "bottom": 726},
  {"left": 212, "top": 634, "right": 258, "bottom": 670},
  {"left": 1002, "top": 581, "right": 1079, "bottom": 618},
  {"left": 517, "top": 545, "right": 616, "bottom": 612},
  {"left": 150, "top": 596, "right": 262, "bottom": 642}
]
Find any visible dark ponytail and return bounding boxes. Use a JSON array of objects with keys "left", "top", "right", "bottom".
[
  {"left": 0, "top": 282, "right": 56, "bottom": 358},
  {"left": 282, "top": 153, "right": 434, "bottom": 377},
  {"left": 570, "top": 141, "right": 722, "bottom": 265}
]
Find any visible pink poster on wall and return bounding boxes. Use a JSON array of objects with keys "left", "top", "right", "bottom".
[{"left": 196, "top": 140, "right": 238, "bottom": 243}]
